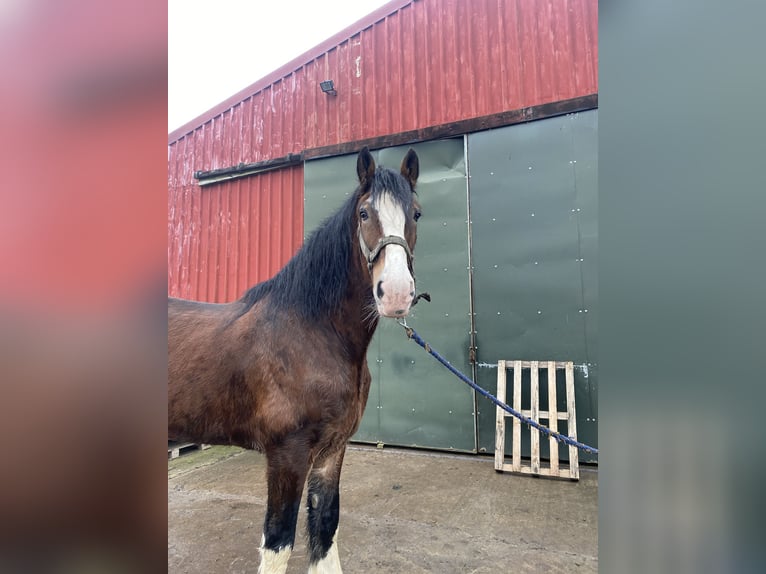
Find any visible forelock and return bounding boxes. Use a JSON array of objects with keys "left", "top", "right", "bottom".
[{"left": 370, "top": 167, "right": 412, "bottom": 209}]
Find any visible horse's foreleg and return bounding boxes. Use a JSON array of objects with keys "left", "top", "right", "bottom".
[
  {"left": 259, "top": 446, "right": 310, "bottom": 574},
  {"left": 306, "top": 447, "right": 345, "bottom": 574}
]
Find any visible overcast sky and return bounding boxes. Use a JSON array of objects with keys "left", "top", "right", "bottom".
[{"left": 168, "top": 0, "right": 392, "bottom": 132}]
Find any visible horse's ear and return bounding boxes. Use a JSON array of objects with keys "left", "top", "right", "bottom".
[
  {"left": 357, "top": 146, "right": 375, "bottom": 187},
  {"left": 401, "top": 148, "right": 419, "bottom": 190}
]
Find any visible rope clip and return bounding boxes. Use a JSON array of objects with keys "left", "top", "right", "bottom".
[{"left": 396, "top": 317, "right": 414, "bottom": 339}]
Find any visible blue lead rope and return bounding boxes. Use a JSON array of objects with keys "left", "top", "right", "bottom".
[{"left": 397, "top": 322, "right": 599, "bottom": 455}]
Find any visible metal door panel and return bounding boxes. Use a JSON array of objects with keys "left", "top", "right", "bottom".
[
  {"left": 304, "top": 139, "right": 474, "bottom": 451},
  {"left": 468, "top": 111, "right": 598, "bottom": 462}
]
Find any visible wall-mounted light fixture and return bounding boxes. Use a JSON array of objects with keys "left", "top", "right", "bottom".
[{"left": 319, "top": 80, "right": 337, "bottom": 96}]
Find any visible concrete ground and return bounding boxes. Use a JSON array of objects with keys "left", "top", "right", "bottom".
[{"left": 168, "top": 445, "right": 597, "bottom": 573}]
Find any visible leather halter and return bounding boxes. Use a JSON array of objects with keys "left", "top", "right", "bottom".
[{"left": 358, "top": 228, "right": 413, "bottom": 273}]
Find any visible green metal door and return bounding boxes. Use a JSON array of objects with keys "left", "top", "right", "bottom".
[
  {"left": 303, "top": 139, "right": 475, "bottom": 451},
  {"left": 468, "top": 110, "right": 598, "bottom": 463}
]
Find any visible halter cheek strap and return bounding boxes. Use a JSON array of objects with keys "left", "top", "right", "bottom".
[{"left": 358, "top": 229, "right": 414, "bottom": 273}]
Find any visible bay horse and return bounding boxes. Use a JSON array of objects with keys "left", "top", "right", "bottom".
[{"left": 168, "top": 147, "right": 421, "bottom": 574}]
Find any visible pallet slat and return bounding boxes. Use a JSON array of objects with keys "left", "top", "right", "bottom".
[
  {"left": 503, "top": 360, "right": 571, "bottom": 369},
  {"left": 548, "top": 360, "right": 559, "bottom": 476},
  {"left": 168, "top": 442, "right": 210, "bottom": 460},
  {"left": 565, "top": 362, "right": 579, "bottom": 479},
  {"left": 530, "top": 361, "right": 540, "bottom": 474},
  {"left": 497, "top": 463, "right": 576, "bottom": 479},
  {"left": 512, "top": 361, "right": 522, "bottom": 472},
  {"left": 502, "top": 409, "right": 569, "bottom": 420},
  {"left": 495, "top": 360, "right": 507, "bottom": 471}
]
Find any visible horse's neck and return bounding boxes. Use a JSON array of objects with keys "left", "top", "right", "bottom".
[{"left": 329, "top": 253, "right": 378, "bottom": 361}]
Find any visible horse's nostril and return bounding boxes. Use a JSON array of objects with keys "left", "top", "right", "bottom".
[
  {"left": 376, "top": 281, "right": 384, "bottom": 299},
  {"left": 410, "top": 290, "right": 415, "bottom": 297}
]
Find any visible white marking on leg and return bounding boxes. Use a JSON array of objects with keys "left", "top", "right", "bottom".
[
  {"left": 258, "top": 534, "right": 292, "bottom": 574},
  {"left": 308, "top": 533, "right": 342, "bottom": 574}
]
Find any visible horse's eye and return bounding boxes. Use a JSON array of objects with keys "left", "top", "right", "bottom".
[
  {"left": 359, "top": 208, "right": 369, "bottom": 221},
  {"left": 414, "top": 210, "right": 422, "bottom": 222}
]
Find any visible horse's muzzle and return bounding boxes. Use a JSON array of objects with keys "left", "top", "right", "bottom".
[
  {"left": 369, "top": 236, "right": 415, "bottom": 318},
  {"left": 376, "top": 285, "right": 415, "bottom": 318}
]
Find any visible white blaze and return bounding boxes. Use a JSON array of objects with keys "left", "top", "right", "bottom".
[{"left": 373, "top": 193, "right": 414, "bottom": 316}]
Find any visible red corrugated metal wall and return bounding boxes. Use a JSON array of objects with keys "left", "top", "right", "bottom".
[
  {"left": 168, "top": 0, "right": 597, "bottom": 302},
  {"left": 168, "top": 164, "right": 303, "bottom": 301}
]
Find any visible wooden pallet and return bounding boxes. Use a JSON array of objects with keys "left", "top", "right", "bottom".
[
  {"left": 494, "top": 360, "right": 579, "bottom": 480},
  {"left": 168, "top": 442, "right": 210, "bottom": 459}
]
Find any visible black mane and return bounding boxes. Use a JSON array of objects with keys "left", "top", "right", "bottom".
[{"left": 238, "top": 165, "right": 414, "bottom": 320}]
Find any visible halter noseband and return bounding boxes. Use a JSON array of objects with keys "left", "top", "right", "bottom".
[{"left": 358, "top": 229, "right": 413, "bottom": 273}]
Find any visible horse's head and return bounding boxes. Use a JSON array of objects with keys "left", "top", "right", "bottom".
[{"left": 355, "top": 146, "right": 421, "bottom": 318}]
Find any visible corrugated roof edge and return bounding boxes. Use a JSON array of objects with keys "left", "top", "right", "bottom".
[{"left": 169, "top": 0, "right": 415, "bottom": 144}]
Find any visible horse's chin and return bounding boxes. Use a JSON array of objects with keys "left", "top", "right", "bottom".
[{"left": 376, "top": 305, "right": 411, "bottom": 319}]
